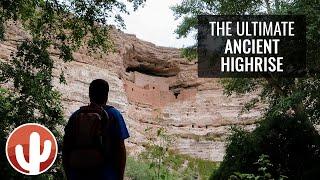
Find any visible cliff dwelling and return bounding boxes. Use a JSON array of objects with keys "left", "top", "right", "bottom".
[
  {"left": 124, "top": 71, "right": 196, "bottom": 107},
  {"left": 0, "top": 22, "right": 263, "bottom": 162}
]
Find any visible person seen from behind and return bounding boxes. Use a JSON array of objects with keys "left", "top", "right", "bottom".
[{"left": 62, "top": 79, "right": 129, "bottom": 180}]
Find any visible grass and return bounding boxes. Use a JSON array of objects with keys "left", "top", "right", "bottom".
[
  {"left": 125, "top": 152, "right": 219, "bottom": 180},
  {"left": 167, "top": 151, "right": 219, "bottom": 180},
  {"left": 125, "top": 157, "right": 154, "bottom": 180}
]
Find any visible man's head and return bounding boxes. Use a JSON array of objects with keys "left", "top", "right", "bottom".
[{"left": 89, "top": 79, "right": 109, "bottom": 105}]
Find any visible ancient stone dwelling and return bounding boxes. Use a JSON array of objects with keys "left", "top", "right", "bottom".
[
  {"left": 124, "top": 72, "right": 196, "bottom": 107},
  {"left": 1, "top": 22, "right": 264, "bottom": 161}
]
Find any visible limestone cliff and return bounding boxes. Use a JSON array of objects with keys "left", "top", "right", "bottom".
[{"left": 0, "top": 22, "right": 264, "bottom": 161}]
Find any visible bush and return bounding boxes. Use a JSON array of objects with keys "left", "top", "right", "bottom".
[
  {"left": 167, "top": 152, "right": 219, "bottom": 180},
  {"left": 211, "top": 114, "right": 320, "bottom": 180},
  {"left": 125, "top": 157, "right": 154, "bottom": 180},
  {"left": 139, "top": 127, "right": 218, "bottom": 180},
  {"left": 229, "top": 154, "right": 288, "bottom": 180},
  {"left": 126, "top": 153, "right": 218, "bottom": 180},
  {"left": 0, "top": 88, "right": 66, "bottom": 179},
  {"left": 126, "top": 127, "right": 218, "bottom": 180}
]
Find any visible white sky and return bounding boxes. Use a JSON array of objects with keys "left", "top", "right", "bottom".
[{"left": 122, "top": 0, "right": 196, "bottom": 48}]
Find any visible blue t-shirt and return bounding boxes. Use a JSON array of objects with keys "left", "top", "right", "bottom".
[{"left": 104, "top": 106, "right": 130, "bottom": 140}]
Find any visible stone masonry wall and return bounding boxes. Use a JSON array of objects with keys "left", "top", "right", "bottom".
[{"left": 124, "top": 72, "right": 197, "bottom": 107}]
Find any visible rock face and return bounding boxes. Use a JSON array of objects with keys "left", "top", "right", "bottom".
[{"left": 1, "top": 22, "right": 264, "bottom": 161}]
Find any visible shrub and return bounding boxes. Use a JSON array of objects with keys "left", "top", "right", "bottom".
[
  {"left": 229, "top": 154, "right": 288, "bottom": 180},
  {"left": 128, "top": 127, "right": 218, "bottom": 180},
  {"left": 212, "top": 114, "right": 320, "bottom": 180},
  {"left": 125, "top": 157, "right": 154, "bottom": 180}
]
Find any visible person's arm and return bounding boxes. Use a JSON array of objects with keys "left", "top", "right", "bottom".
[
  {"left": 107, "top": 107, "right": 130, "bottom": 180},
  {"left": 118, "top": 140, "right": 126, "bottom": 180}
]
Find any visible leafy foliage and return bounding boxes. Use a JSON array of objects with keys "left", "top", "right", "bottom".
[
  {"left": 136, "top": 127, "right": 218, "bottom": 180},
  {"left": 172, "top": 0, "right": 320, "bottom": 124},
  {"left": 230, "top": 154, "right": 288, "bottom": 180},
  {"left": 0, "top": 0, "right": 145, "bottom": 178},
  {"left": 141, "top": 128, "right": 175, "bottom": 179},
  {"left": 125, "top": 156, "right": 155, "bottom": 180},
  {"left": 171, "top": 0, "right": 270, "bottom": 59},
  {"left": 212, "top": 114, "right": 320, "bottom": 180},
  {"left": 126, "top": 153, "right": 218, "bottom": 180},
  {"left": 167, "top": 152, "right": 219, "bottom": 180},
  {"left": 173, "top": 2, "right": 320, "bottom": 177}
]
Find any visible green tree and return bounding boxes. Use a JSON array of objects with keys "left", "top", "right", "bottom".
[
  {"left": 172, "top": 0, "right": 320, "bottom": 179},
  {"left": 0, "top": 0, "right": 144, "bottom": 179},
  {"left": 172, "top": 0, "right": 320, "bottom": 124},
  {"left": 212, "top": 114, "right": 320, "bottom": 179}
]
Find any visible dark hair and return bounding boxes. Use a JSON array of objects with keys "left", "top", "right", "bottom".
[{"left": 89, "top": 79, "right": 109, "bottom": 105}]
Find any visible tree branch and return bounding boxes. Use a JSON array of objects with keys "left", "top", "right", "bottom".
[
  {"left": 265, "top": 77, "right": 284, "bottom": 96},
  {"left": 275, "top": 0, "right": 280, "bottom": 12},
  {"left": 3, "top": 38, "right": 29, "bottom": 43},
  {"left": 264, "top": 0, "right": 272, "bottom": 14}
]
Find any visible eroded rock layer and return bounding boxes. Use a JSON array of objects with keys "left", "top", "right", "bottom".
[{"left": 1, "top": 22, "right": 264, "bottom": 161}]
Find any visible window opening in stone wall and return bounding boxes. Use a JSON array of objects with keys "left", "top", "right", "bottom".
[{"left": 174, "top": 91, "right": 180, "bottom": 99}]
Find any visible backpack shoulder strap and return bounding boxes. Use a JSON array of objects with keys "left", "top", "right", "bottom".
[
  {"left": 103, "top": 105, "right": 115, "bottom": 119},
  {"left": 79, "top": 105, "right": 109, "bottom": 120}
]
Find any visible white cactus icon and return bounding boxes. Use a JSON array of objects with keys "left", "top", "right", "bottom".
[{"left": 15, "top": 132, "right": 52, "bottom": 175}]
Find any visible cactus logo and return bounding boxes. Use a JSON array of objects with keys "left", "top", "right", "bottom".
[{"left": 5, "top": 123, "right": 58, "bottom": 175}]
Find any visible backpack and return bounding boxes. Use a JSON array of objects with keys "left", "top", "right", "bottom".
[{"left": 67, "top": 104, "right": 112, "bottom": 169}]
